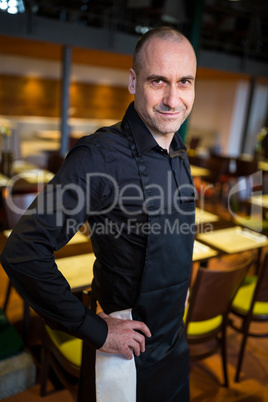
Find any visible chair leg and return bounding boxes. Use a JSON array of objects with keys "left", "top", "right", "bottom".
[
  {"left": 235, "top": 328, "right": 249, "bottom": 383},
  {"left": 40, "top": 345, "right": 50, "bottom": 396},
  {"left": 3, "top": 280, "right": 12, "bottom": 311},
  {"left": 220, "top": 327, "right": 229, "bottom": 387},
  {"left": 22, "top": 301, "right": 31, "bottom": 344}
]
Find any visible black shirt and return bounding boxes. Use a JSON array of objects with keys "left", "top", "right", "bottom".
[{"left": 1, "top": 102, "right": 195, "bottom": 349}]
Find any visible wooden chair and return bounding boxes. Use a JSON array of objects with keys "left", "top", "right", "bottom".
[
  {"left": 184, "top": 256, "right": 253, "bottom": 387},
  {"left": 198, "top": 155, "right": 230, "bottom": 201},
  {"left": 233, "top": 158, "right": 258, "bottom": 178},
  {"left": 39, "top": 290, "right": 91, "bottom": 399},
  {"left": 2, "top": 187, "right": 38, "bottom": 342},
  {"left": 229, "top": 252, "right": 268, "bottom": 382},
  {"left": 46, "top": 150, "right": 64, "bottom": 174},
  {"left": 39, "top": 325, "right": 82, "bottom": 400},
  {"left": 2, "top": 187, "right": 38, "bottom": 229}
]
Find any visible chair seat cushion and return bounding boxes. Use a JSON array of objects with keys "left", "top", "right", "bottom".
[
  {"left": 45, "top": 326, "right": 82, "bottom": 367},
  {"left": 232, "top": 276, "right": 268, "bottom": 315},
  {"left": 187, "top": 315, "right": 222, "bottom": 336},
  {"left": 59, "top": 339, "right": 82, "bottom": 367},
  {"left": 184, "top": 303, "right": 223, "bottom": 336}
]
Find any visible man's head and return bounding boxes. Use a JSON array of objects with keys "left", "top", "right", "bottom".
[{"left": 128, "top": 26, "right": 197, "bottom": 142}]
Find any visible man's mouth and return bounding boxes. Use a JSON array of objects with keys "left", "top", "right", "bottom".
[{"left": 158, "top": 110, "right": 183, "bottom": 118}]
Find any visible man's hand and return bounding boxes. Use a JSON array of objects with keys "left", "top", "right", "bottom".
[{"left": 98, "top": 312, "right": 151, "bottom": 360}]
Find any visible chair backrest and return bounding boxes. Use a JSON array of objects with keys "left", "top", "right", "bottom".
[
  {"left": 254, "top": 253, "right": 268, "bottom": 303},
  {"left": 47, "top": 150, "right": 64, "bottom": 174},
  {"left": 234, "top": 158, "right": 258, "bottom": 178},
  {"left": 2, "top": 187, "right": 38, "bottom": 229},
  {"left": 185, "top": 257, "right": 253, "bottom": 324},
  {"left": 200, "top": 155, "right": 230, "bottom": 184}
]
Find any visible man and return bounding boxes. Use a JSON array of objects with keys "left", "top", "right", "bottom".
[{"left": 1, "top": 26, "right": 197, "bottom": 401}]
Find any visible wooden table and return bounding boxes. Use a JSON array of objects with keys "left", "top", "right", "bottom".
[
  {"left": 56, "top": 253, "right": 95, "bottom": 292},
  {"left": 12, "top": 160, "right": 54, "bottom": 186},
  {"left": 190, "top": 165, "right": 211, "bottom": 177},
  {"left": 197, "top": 226, "right": 268, "bottom": 254},
  {"left": 192, "top": 240, "right": 218, "bottom": 262},
  {"left": 0, "top": 160, "right": 54, "bottom": 194},
  {"left": 250, "top": 194, "right": 268, "bottom": 209},
  {"left": 195, "top": 208, "right": 219, "bottom": 225},
  {"left": 1, "top": 229, "right": 93, "bottom": 260},
  {"left": 258, "top": 160, "right": 268, "bottom": 172},
  {"left": 0, "top": 173, "right": 9, "bottom": 188}
]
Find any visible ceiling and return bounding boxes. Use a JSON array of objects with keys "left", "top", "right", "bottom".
[
  {"left": 12, "top": 0, "right": 267, "bottom": 64},
  {"left": 0, "top": 0, "right": 268, "bottom": 76}
]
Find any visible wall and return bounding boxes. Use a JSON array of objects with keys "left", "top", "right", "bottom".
[
  {"left": 189, "top": 78, "right": 245, "bottom": 155},
  {"left": 1, "top": 44, "right": 267, "bottom": 158},
  {"left": 0, "top": 70, "right": 133, "bottom": 121}
]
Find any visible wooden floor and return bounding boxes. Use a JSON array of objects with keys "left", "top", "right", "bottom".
[{"left": 1, "top": 256, "right": 268, "bottom": 401}]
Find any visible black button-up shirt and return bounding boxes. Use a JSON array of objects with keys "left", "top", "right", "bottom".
[{"left": 1, "top": 102, "right": 195, "bottom": 349}]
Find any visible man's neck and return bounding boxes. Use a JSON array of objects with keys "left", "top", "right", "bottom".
[{"left": 151, "top": 132, "right": 174, "bottom": 153}]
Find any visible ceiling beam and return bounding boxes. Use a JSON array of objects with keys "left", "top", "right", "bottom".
[{"left": 0, "top": 11, "right": 267, "bottom": 78}]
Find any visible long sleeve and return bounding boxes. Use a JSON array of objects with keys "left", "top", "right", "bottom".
[{"left": 1, "top": 142, "right": 115, "bottom": 349}]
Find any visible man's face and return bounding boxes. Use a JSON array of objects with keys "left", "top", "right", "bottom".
[{"left": 128, "top": 37, "right": 196, "bottom": 139}]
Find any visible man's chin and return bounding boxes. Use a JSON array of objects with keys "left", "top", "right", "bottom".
[{"left": 158, "top": 123, "right": 183, "bottom": 135}]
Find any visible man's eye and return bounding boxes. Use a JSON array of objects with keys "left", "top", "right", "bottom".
[
  {"left": 180, "top": 79, "right": 190, "bottom": 85},
  {"left": 152, "top": 79, "right": 163, "bottom": 85}
]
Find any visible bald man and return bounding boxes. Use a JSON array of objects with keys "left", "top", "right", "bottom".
[{"left": 2, "top": 26, "right": 197, "bottom": 401}]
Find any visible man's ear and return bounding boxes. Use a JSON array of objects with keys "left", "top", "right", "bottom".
[{"left": 128, "top": 68, "right": 136, "bottom": 95}]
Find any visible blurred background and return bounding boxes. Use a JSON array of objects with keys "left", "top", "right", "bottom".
[
  {"left": 0, "top": 0, "right": 267, "bottom": 167},
  {"left": 0, "top": 1, "right": 268, "bottom": 401}
]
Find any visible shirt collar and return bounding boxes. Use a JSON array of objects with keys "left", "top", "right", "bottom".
[{"left": 122, "top": 102, "right": 187, "bottom": 157}]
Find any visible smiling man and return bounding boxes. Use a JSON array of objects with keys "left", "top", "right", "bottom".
[
  {"left": 1, "top": 27, "right": 197, "bottom": 401},
  {"left": 129, "top": 29, "right": 196, "bottom": 150}
]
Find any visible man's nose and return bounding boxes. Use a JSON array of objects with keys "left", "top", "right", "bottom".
[{"left": 162, "top": 86, "right": 182, "bottom": 109}]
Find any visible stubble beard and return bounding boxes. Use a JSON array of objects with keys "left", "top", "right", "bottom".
[{"left": 149, "top": 113, "right": 188, "bottom": 137}]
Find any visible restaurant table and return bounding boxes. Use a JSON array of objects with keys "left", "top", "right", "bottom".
[
  {"left": 0, "top": 173, "right": 9, "bottom": 188},
  {"left": 0, "top": 159, "right": 54, "bottom": 194},
  {"left": 12, "top": 159, "right": 54, "bottom": 184},
  {"left": 190, "top": 165, "right": 211, "bottom": 177},
  {"left": 56, "top": 253, "right": 95, "bottom": 292},
  {"left": 1, "top": 229, "right": 93, "bottom": 259},
  {"left": 197, "top": 226, "right": 268, "bottom": 254},
  {"left": 0, "top": 229, "right": 94, "bottom": 342},
  {"left": 195, "top": 208, "right": 219, "bottom": 224},
  {"left": 250, "top": 194, "right": 268, "bottom": 209},
  {"left": 192, "top": 240, "right": 218, "bottom": 262},
  {"left": 258, "top": 160, "right": 268, "bottom": 172}
]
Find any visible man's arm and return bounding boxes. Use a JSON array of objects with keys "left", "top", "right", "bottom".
[{"left": 1, "top": 145, "right": 111, "bottom": 348}]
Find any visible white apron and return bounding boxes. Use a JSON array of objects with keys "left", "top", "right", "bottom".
[{"left": 95, "top": 306, "right": 136, "bottom": 402}]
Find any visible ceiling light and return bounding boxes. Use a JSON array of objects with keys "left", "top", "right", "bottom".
[
  {"left": 0, "top": 1, "right": 8, "bottom": 10},
  {"left": 0, "top": 0, "right": 24, "bottom": 13},
  {"left": 8, "top": 0, "right": 17, "bottom": 7},
  {"left": 7, "top": 5, "right": 18, "bottom": 13},
  {"left": 135, "top": 25, "right": 151, "bottom": 34},
  {"left": 18, "top": 1, "right": 24, "bottom": 12}
]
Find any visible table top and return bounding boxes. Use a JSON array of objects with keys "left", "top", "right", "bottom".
[
  {"left": 190, "top": 165, "right": 211, "bottom": 177},
  {"left": 195, "top": 208, "right": 219, "bottom": 224},
  {"left": 12, "top": 160, "right": 54, "bottom": 184},
  {"left": 0, "top": 229, "right": 93, "bottom": 258},
  {"left": 56, "top": 253, "right": 95, "bottom": 292},
  {"left": 0, "top": 173, "right": 9, "bottom": 187},
  {"left": 13, "top": 160, "right": 40, "bottom": 173},
  {"left": 192, "top": 240, "right": 218, "bottom": 261},
  {"left": 250, "top": 194, "right": 268, "bottom": 208},
  {"left": 258, "top": 160, "right": 268, "bottom": 172},
  {"left": 197, "top": 226, "right": 268, "bottom": 254}
]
